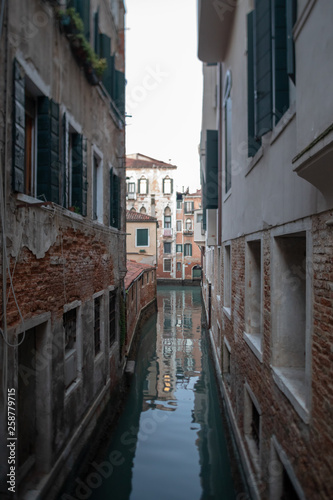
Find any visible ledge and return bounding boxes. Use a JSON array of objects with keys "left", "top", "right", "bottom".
[
  {"left": 292, "top": 122, "right": 333, "bottom": 202},
  {"left": 223, "top": 306, "right": 231, "bottom": 321},
  {"left": 243, "top": 332, "right": 263, "bottom": 363},
  {"left": 271, "top": 366, "right": 310, "bottom": 423}
]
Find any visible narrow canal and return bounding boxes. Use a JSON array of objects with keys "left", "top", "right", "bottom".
[{"left": 62, "top": 287, "right": 246, "bottom": 500}]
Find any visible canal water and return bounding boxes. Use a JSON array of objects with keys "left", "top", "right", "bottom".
[{"left": 63, "top": 287, "right": 245, "bottom": 500}]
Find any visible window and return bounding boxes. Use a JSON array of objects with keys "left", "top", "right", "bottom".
[
  {"left": 138, "top": 177, "right": 148, "bottom": 194},
  {"left": 176, "top": 244, "right": 182, "bottom": 253},
  {"left": 94, "top": 296, "right": 101, "bottom": 355},
  {"left": 247, "top": 1, "right": 296, "bottom": 156},
  {"left": 110, "top": 169, "right": 120, "bottom": 229},
  {"left": 177, "top": 200, "right": 182, "bottom": 210},
  {"left": 244, "top": 240, "right": 262, "bottom": 359},
  {"left": 12, "top": 60, "right": 61, "bottom": 203},
  {"left": 271, "top": 231, "right": 309, "bottom": 420},
  {"left": 196, "top": 213, "right": 203, "bottom": 223},
  {"left": 163, "top": 259, "right": 171, "bottom": 273},
  {"left": 185, "top": 218, "right": 192, "bottom": 231},
  {"left": 244, "top": 384, "right": 261, "bottom": 467},
  {"left": 136, "top": 228, "right": 149, "bottom": 247},
  {"left": 163, "top": 177, "right": 173, "bottom": 194},
  {"left": 176, "top": 262, "right": 181, "bottom": 272},
  {"left": 184, "top": 201, "right": 194, "bottom": 213},
  {"left": 223, "top": 341, "right": 231, "bottom": 385},
  {"left": 93, "top": 153, "right": 103, "bottom": 221},
  {"left": 224, "top": 71, "right": 232, "bottom": 193},
  {"left": 184, "top": 243, "right": 192, "bottom": 257},
  {"left": 127, "top": 182, "right": 135, "bottom": 193},
  {"left": 224, "top": 245, "right": 231, "bottom": 311},
  {"left": 140, "top": 206, "right": 146, "bottom": 213},
  {"left": 164, "top": 242, "right": 171, "bottom": 254},
  {"left": 109, "top": 290, "right": 116, "bottom": 347},
  {"left": 164, "top": 207, "right": 171, "bottom": 228},
  {"left": 270, "top": 437, "right": 304, "bottom": 500},
  {"left": 176, "top": 220, "right": 182, "bottom": 232},
  {"left": 63, "top": 308, "right": 78, "bottom": 388}
]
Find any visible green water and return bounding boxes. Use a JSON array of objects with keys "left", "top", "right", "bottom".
[{"left": 63, "top": 287, "right": 242, "bottom": 500}]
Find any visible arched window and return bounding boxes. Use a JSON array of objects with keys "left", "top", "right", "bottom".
[
  {"left": 138, "top": 177, "right": 148, "bottom": 194},
  {"left": 184, "top": 243, "right": 192, "bottom": 256},
  {"left": 164, "top": 207, "right": 171, "bottom": 228},
  {"left": 186, "top": 218, "right": 192, "bottom": 231},
  {"left": 163, "top": 176, "right": 173, "bottom": 194},
  {"left": 140, "top": 206, "right": 146, "bottom": 213},
  {"left": 130, "top": 207, "right": 136, "bottom": 212}
]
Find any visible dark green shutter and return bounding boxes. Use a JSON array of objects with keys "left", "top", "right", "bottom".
[
  {"left": 99, "top": 34, "right": 114, "bottom": 97},
  {"left": 12, "top": 59, "right": 25, "bottom": 193},
  {"left": 110, "top": 169, "right": 120, "bottom": 229},
  {"left": 255, "top": 0, "right": 272, "bottom": 137},
  {"left": 171, "top": 178, "right": 173, "bottom": 194},
  {"left": 115, "top": 70, "right": 125, "bottom": 115},
  {"left": 205, "top": 130, "right": 218, "bottom": 209},
  {"left": 137, "top": 229, "right": 148, "bottom": 246},
  {"left": 94, "top": 9, "right": 100, "bottom": 54},
  {"left": 247, "top": 12, "right": 260, "bottom": 156},
  {"left": 286, "top": 0, "right": 297, "bottom": 83},
  {"left": 62, "top": 113, "right": 68, "bottom": 206},
  {"left": 37, "top": 97, "right": 60, "bottom": 203},
  {"left": 75, "top": 0, "right": 90, "bottom": 41},
  {"left": 71, "top": 134, "right": 87, "bottom": 216},
  {"left": 273, "top": 0, "right": 289, "bottom": 123},
  {"left": 162, "top": 178, "right": 165, "bottom": 193}
]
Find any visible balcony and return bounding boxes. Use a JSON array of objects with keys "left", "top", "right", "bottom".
[
  {"left": 127, "top": 192, "right": 136, "bottom": 200},
  {"left": 163, "top": 228, "right": 173, "bottom": 237}
]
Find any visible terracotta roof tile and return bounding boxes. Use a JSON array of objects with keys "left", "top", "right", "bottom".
[
  {"left": 126, "top": 210, "right": 157, "bottom": 222},
  {"left": 125, "top": 260, "right": 155, "bottom": 289}
]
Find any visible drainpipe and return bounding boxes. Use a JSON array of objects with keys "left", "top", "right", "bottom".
[{"left": 218, "top": 63, "right": 223, "bottom": 247}]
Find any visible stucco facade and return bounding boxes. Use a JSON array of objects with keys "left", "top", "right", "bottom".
[
  {"left": 0, "top": 1, "right": 126, "bottom": 498},
  {"left": 126, "top": 153, "right": 178, "bottom": 280},
  {"left": 198, "top": 1, "right": 333, "bottom": 499},
  {"left": 126, "top": 210, "right": 158, "bottom": 266}
]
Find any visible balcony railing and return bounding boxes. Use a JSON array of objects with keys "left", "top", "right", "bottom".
[{"left": 163, "top": 228, "right": 173, "bottom": 237}]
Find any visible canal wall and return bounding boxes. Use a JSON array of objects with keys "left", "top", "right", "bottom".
[{"left": 157, "top": 278, "right": 201, "bottom": 286}]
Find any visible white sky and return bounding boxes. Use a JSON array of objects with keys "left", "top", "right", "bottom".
[{"left": 125, "top": 0, "right": 203, "bottom": 192}]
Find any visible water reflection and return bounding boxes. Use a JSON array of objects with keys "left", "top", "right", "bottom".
[{"left": 80, "top": 287, "right": 236, "bottom": 500}]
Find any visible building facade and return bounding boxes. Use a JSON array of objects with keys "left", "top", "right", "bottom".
[
  {"left": 0, "top": 1, "right": 126, "bottom": 498},
  {"left": 126, "top": 153, "right": 178, "bottom": 280},
  {"left": 198, "top": 0, "right": 333, "bottom": 499},
  {"left": 126, "top": 210, "right": 158, "bottom": 266},
  {"left": 175, "top": 189, "right": 202, "bottom": 281}
]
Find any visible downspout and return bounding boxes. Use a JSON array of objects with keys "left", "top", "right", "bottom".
[{"left": 218, "top": 63, "right": 223, "bottom": 247}]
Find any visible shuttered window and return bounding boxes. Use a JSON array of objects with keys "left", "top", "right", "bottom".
[
  {"left": 69, "top": 0, "right": 90, "bottom": 40},
  {"left": 71, "top": 134, "right": 87, "bottom": 216},
  {"left": 286, "top": 0, "right": 297, "bottom": 83},
  {"left": 110, "top": 169, "right": 120, "bottom": 229},
  {"left": 204, "top": 130, "right": 218, "bottom": 208},
  {"left": 136, "top": 228, "right": 149, "bottom": 247},
  {"left": 163, "top": 177, "right": 173, "bottom": 194},
  {"left": 273, "top": 0, "right": 289, "bottom": 124},
  {"left": 247, "top": 12, "right": 261, "bottom": 157},
  {"left": 12, "top": 59, "right": 25, "bottom": 193},
  {"left": 115, "top": 70, "right": 125, "bottom": 116},
  {"left": 184, "top": 244, "right": 192, "bottom": 257}
]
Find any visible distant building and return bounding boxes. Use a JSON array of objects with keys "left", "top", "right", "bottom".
[
  {"left": 126, "top": 154, "right": 178, "bottom": 279},
  {"left": 175, "top": 189, "right": 202, "bottom": 281},
  {"left": 126, "top": 210, "right": 158, "bottom": 266}
]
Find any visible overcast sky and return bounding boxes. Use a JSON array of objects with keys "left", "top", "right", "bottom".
[{"left": 125, "top": 0, "right": 203, "bottom": 192}]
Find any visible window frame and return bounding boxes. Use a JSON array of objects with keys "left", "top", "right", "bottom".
[
  {"left": 163, "top": 258, "right": 172, "bottom": 273},
  {"left": 136, "top": 227, "right": 149, "bottom": 247},
  {"left": 184, "top": 243, "right": 192, "bottom": 257}
]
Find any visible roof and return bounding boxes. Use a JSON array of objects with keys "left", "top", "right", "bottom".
[
  {"left": 125, "top": 260, "right": 156, "bottom": 289},
  {"left": 126, "top": 210, "right": 157, "bottom": 222},
  {"left": 126, "top": 153, "right": 177, "bottom": 170}
]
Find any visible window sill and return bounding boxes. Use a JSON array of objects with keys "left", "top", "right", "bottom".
[
  {"left": 270, "top": 104, "right": 296, "bottom": 146},
  {"left": 223, "top": 189, "right": 232, "bottom": 203},
  {"left": 271, "top": 366, "right": 309, "bottom": 423},
  {"left": 245, "top": 146, "right": 263, "bottom": 177},
  {"left": 243, "top": 332, "right": 263, "bottom": 363},
  {"left": 223, "top": 306, "right": 231, "bottom": 320},
  {"left": 65, "top": 377, "right": 82, "bottom": 399}
]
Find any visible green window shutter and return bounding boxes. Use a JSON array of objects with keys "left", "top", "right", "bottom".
[
  {"left": 146, "top": 178, "right": 149, "bottom": 194},
  {"left": 225, "top": 96, "right": 232, "bottom": 193},
  {"left": 137, "top": 178, "right": 140, "bottom": 194},
  {"left": 137, "top": 228, "right": 148, "bottom": 246},
  {"left": 205, "top": 130, "right": 218, "bottom": 209},
  {"left": 115, "top": 70, "right": 125, "bottom": 115},
  {"left": 171, "top": 178, "right": 173, "bottom": 193},
  {"left": 110, "top": 170, "right": 120, "bottom": 229},
  {"left": 286, "top": 0, "right": 297, "bottom": 83},
  {"left": 76, "top": 0, "right": 90, "bottom": 41},
  {"left": 99, "top": 34, "right": 114, "bottom": 98},
  {"left": 37, "top": 97, "right": 60, "bottom": 203},
  {"left": 247, "top": 11, "right": 261, "bottom": 157},
  {"left": 12, "top": 59, "right": 25, "bottom": 193},
  {"left": 162, "top": 178, "right": 165, "bottom": 193},
  {"left": 273, "top": 0, "right": 289, "bottom": 124},
  {"left": 255, "top": 0, "right": 272, "bottom": 137},
  {"left": 94, "top": 9, "right": 100, "bottom": 55},
  {"left": 71, "top": 134, "right": 87, "bottom": 215},
  {"left": 62, "top": 113, "right": 68, "bottom": 206}
]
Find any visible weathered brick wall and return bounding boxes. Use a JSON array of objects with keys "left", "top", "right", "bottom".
[
  {"left": 126, "top": 269, "right": 157, "bottom": 354},
  {"left": 216, "top": 211, "right": 333, "bottom": 499}
]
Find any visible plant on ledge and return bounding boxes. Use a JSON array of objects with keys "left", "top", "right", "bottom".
[{"left": 57, "top": 8, "right": 107, "bottom": 85}]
